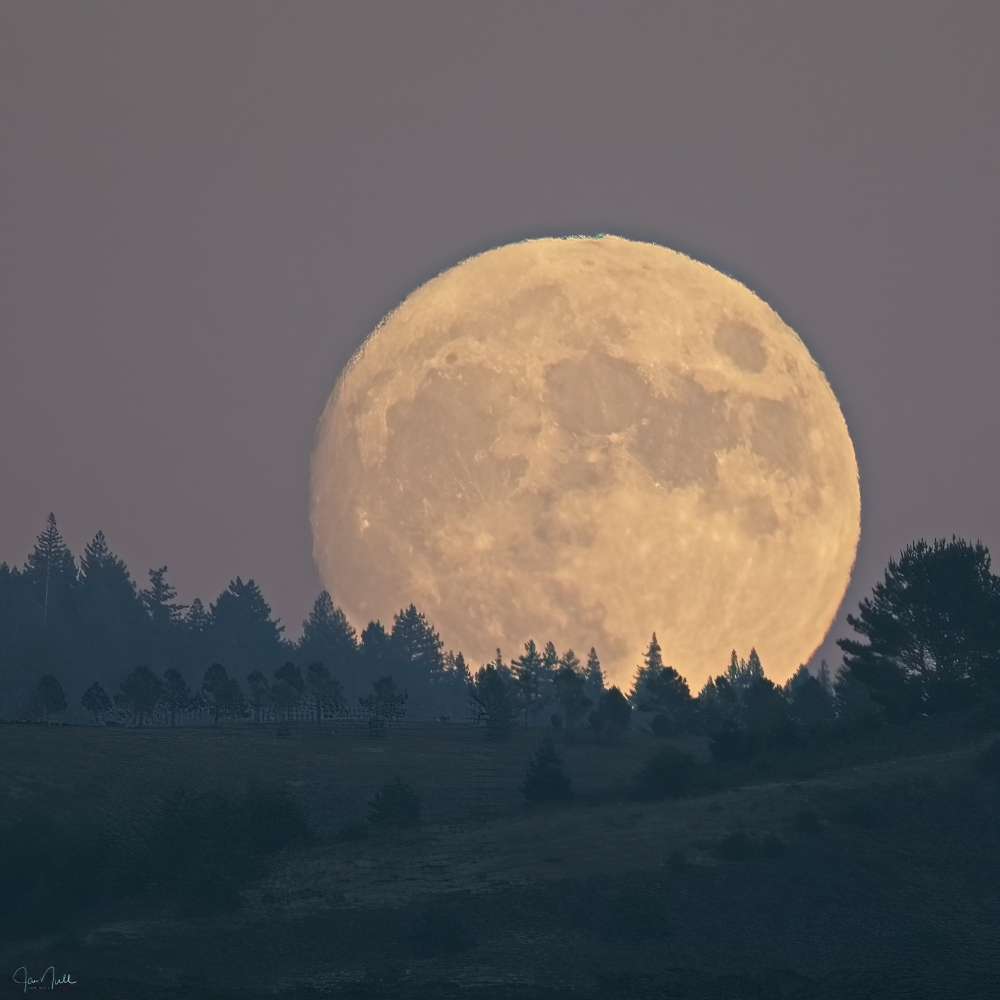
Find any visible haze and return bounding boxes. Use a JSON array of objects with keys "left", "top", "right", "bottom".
[{"left": 2, "top": 4, "right": 999, "bottom": 671}]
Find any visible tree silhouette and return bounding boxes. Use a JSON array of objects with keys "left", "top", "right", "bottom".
[
  {"left": 631, "top": 634, "right": 693, "bottom": 735},
  {"left": 359, "top": 675, "right": 407, "bottom": 735},
  {"left": 589, "top": 686, "right": 632, "bottom": 741},
  {"left": 272, "top": 661, "right": 304, "bottom": 720},
  {"left": 81, "top": 681, "right": 111, "bottom": 724},
  {"left": 23, "top": 514, "right": 77, "bottom": 626},
  {"left": 202, "top": 663, "right": 244, "bottom": 725},
  {"left": 520, "top": 736, "right": 572, "bottom": 802},
  {"left": 469, "top": 653, "right": 517, "bottom": 736},
  {"left": 29, "top": 674, "right": 67, "bottom": 721},
  {"left": 554, "top": 654, "right": 592, "bottom": 731},
  {"left": 838, "top": 537, "right": 1000, "bottom": 716},
  {"left": 584, "top": 647, "right": 605, "bottom": 705},
  {"left": 512, "top": 640, "right": 545, "bottom": 726},
  {"left": 118, "top": 665, "right": 164, "bottom": 726},
  {"left": 305, "top": 661, "right": 345, "bottom": 721},
  {"left": 162, "top": 668, "right": 191, "bottom": 726},
  {"left": 246, "top": 670, "right": 270, "bottom": 723}
]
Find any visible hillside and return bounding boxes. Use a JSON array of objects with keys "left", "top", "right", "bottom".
[{"left": 1, "top": 718, "right": 998, "bottom": 998}]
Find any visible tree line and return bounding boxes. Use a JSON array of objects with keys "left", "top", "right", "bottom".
[{"left": 4, "top": 517, "right": 1000, "bottom": 738}]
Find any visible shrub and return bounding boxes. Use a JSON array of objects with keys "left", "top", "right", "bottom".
[
  {"left": 368, "top": 778, "right": 421, "bottom": 828},
  {"left": 521, "top": 736, "right": 572, "bottom": 803},
  {"left": 637, "top": 746, "right": 695, "bottom": 799}
]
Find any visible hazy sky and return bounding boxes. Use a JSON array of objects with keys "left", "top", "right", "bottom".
[{"left": 2, "top": 3, "right": 998, "bottom": 668}]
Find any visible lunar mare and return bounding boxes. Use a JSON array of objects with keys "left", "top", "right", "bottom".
[{"left": 310, "top": 236, "right": 860, "bottom": 689}]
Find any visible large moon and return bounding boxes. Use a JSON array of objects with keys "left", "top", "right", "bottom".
[{"left": 310, "top": 236, "right": 859, "bottom": 690}]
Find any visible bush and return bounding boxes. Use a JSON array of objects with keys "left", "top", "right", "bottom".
[
  {"left": 368, "top": 778, "right": 421, "bottom": 828},
  {"left": 521, "top": 736, "right": 573, "bottom": 803},
  {"left": 637, "top": 746, "right": 695, "bottom": 799}
]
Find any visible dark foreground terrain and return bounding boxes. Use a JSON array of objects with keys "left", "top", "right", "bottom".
[{"left": 2, "top": 718, "right": 999, "bottom": 999}]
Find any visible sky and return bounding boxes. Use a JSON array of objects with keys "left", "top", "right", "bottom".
[{"left": 2, "top": 2, "right": 998, "bottom": 669}]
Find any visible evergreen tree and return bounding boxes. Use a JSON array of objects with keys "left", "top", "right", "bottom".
[
  {"left": 272, "top": 661, "right": 304, "bottom": 719},
  {"left": 305, "top": 661, "right": 345, "bottom": 721},
  {"left": 784, "top": 665, "right": 835, "bottom": 732},
  {"left": 246, "top": 670, "right": 270, "bottom": 723},
  {"left": 392, "top": 605, "right": 444, "bottom": 672},
  {"left": 584, "top": 647, "right": 605, "bottom": 705},
  {"left": 142, "top": 566, "right": 185, "bottom": 629},
  {"left": 631, "top": 634, "right": 694, "bottom": 735},
  {"left": 23, "top": 513, "right": 77, "bottom": 625},
  {"left": 520, "top": 736, "right": 572, "bottom": 802},
  {"left": 589, "top": 686, "right": 632, "bottom": 741},
  {"left": 28, "top": 674, "right": 67, "bottom": 721},
  {"left": 202, "top": 663, "right": 245, "bottom": 725},
  {"left": 554, "top": 654, "right": 592, "bottom": 731},
  {"left": 185, "top": 598, "right": 210, "bottom": 633},
  {"left": 359, "top": 675, "right": 407, "bottom": 735},
  {"left": 81, "top": 681, "right": 111, "bottom": 724},
  {"left": 512, "top": 640, "right": 545, "bottom": 726},
  {"left": 298, "top": 592, "right": 358, "bottom": 687},
  {"left": 837, "top": 537, "right": 1000, "bottom": 716},
  {"left": 118, "top": 665, "right": 164, "bottom": 726},
  {"left": 469, "top": 653, "right": 517, "bottom": 736},
  {"left": 162, "top": 667, "right": 191, "bottom": 726},
  {"left": 210, "top": 577, "right": 286, "bottom": 674}
]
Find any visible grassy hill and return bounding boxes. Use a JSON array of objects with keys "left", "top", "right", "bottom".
[{"left": 1, "top": 717, "right": 999, "bottom": 998}]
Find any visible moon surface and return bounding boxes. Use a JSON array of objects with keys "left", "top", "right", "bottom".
[{"left": 310, "top": 236, "right": 860, "bottom": 690}]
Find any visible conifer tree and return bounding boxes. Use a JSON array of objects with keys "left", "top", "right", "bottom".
[
  {"left": 29, "top": 674, "right": 67, "bottom": 721},
  {"left": 23, "top": 514, "right": 77, "bottom": 625},
  {"left": 512, "top": 640, "right": 545, "bottom": 726},
  {"left": 298, "top": 592, "right": 358, "bottom": 681},
  {"left": 142, "top": 567, "right": 185, "bottom": 628},
  {"left": 162, "top": 668, "right": 191, "bottom": 726},
  {"left": 584, "top": 647, "right": 605, "bottom": 704},
  {"left": 247, "top": 670, "right": 270, "bottom": 722},
  {"left": 81, "top": 681, "right": 111, "bottom": 724},
  {"left": 306, "top": 661, "right": 345, "bottom": 721},
  {"left": 118, "top": 665, "right": 164, "bottom": 726},
  {"left": 391, "top": 604, "right": 445, "bottom": 680}
]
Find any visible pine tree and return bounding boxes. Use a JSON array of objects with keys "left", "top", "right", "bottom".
[
  {"left": 29, "top": 674, "right": 67, "bottom": 721},
  {"left": 162, "top": 668, "right": 191, "bottom": 726},
  {"left": 202, "top": 663, "right": 244, "bottom": 725},
  {"left": 584, "top": 647, "right": 605, "bottom": 704},
  {"left": 81, "top": 681, "right": 111, "bottom": 724},
  {"left": 469, "top": 653, "right": 517, "bottom": 736},
  {"left": 306, "top": 661, "right": 345, "bottom": 721},
  {"left": 142, "top": 566, "right": 185, "bottom": 629},
  {"left": 210, "top": 577, "right": 286, "bottom": 673},
  {"left": 391, "top": 604, "right": 445, "bottom": 680},
  {"left": 23, "top": 513, "right": 77, "bottom": 625},
  {"left": 520, "top": 736, "right": 572, "bottom": 802},
  {"left": 298, "top": 592, "right": 358, "bottom": 684},
  {"left": 185, "top": 598, "right": 210, "bottom": 633},
  {"left": 554, "top": 654, "right": 592, "bottom": 731},
  {"left": 272, "top": 661, "right": 304, "bottom": 720},
  {"left": 512, "top": 640, "right": 545, "bottom": 726},
  {"left": 118, "top": 665, "right": 164, "bottom": 727},
  {"left": 246, "top": 670, "right": 270, "bottom": 722}
]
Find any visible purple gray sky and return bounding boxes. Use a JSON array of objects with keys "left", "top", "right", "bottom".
[{"left": 2, "top": 3, "right": 998, "bottom": 668}]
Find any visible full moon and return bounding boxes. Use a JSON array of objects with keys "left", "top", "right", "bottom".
[{"left": 310, "top": 236, "right": 860, "bottom": 690}]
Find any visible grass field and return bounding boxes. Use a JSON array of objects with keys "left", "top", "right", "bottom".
[{"left": 2, "top": 718, "right": 999, "bottom": 998}]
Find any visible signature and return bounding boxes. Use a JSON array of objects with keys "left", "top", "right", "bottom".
[{"left": 12, "top": 967, "right": 76, "bottom": 992}]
